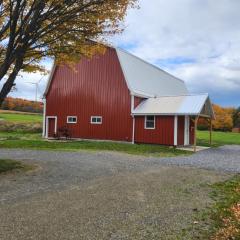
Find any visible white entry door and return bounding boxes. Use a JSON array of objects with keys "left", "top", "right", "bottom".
[{"left": 184, "top": 116, "right": 190, "bottom": 146}]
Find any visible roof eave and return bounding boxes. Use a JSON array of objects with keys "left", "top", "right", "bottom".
[{"left": 43, "top": 61, "right": 56, "bottom": 98}]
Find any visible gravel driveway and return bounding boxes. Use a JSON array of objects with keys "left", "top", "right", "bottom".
[{"left": 0, "top": 145, "right": 239, "bottom": 239}]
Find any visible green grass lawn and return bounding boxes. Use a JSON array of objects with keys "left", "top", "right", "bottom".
[
  {"left": 194, "top": 175, "right": 240, "bottom": 239},
  {"left": 0, "top": 159, "right": 32, "bottom": 173},
  {"left": 0, "top": 112, "right": 42, "bottom": 123},
  {"left": 0, "top": 110, "right": 239, "bottom": 156},
  {"left": 197, "top": 130, "right": 240, "bottom": 147},
  {"left": 0, "top": 132, "right": 190, "bottom": 157}
]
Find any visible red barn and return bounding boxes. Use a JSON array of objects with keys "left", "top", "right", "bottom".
[{"left": 43, "top": 46, "right": 214, "bottom": 147}]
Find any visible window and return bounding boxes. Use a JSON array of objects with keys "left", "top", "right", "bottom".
[
  {"left": 67, "top": 116, "right": 77, "bottom": 124},
  {"left": 145, "top": 116, "right": 155, "bottom": 129},
  {"left": 91, "top": 116, "right": 102, "bottom": 124}
]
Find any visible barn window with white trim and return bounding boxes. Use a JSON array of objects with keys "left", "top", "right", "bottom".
[
  {"left": 67, "top": 116, "right": 77, "bottom": 124},
  {"left": 145, "top": 116, "right": 155, "bottom": 129},
  {"left": 91, "top": 116, "right": 102, "bottom": 124}
]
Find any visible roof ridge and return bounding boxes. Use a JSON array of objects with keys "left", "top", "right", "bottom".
[{"left": 148, "top": 93, "right": 209, "bottom": 98}]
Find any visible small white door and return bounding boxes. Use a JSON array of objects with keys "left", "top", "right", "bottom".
[{"left": 184, "top": 116, "right": 190, "bottom": 146}]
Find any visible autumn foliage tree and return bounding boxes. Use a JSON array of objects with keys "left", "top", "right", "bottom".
[
  {"left": 232, "top": 107, "right": 240, "bottom": 128},
  {"left": 1, "top": 97, "right": 43, "bottom": 113},
  {"left": 198, "top": 104, "right": 234, "bottom": 131},
  {"left": 0, "top": 0, "right": 137, "bottom": 105}
]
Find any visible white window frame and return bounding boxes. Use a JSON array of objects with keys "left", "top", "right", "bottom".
[
  {"left": 67, "top": 116, "right": 77, "bottom": 124},
  {"left": 91, "top": 116, "right": 102, "bottom": 125},
  {"left": 144, "top": 115, "right": 155, "bottom": 129}
]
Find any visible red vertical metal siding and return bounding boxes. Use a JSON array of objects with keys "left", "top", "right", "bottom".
[
  {"left": 177, "top": 116, "right": 184, "bottom": 145},
  {"left": 46, "top": 48, "right": 132, "bottom": 141},
  {"left": 134, "top": 116, "right": 174, "bottom": 145},
  {"left": 134, "top": 96, "right": 145, "bottom": 108}
]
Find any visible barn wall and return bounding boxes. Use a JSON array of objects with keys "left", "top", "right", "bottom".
[
  {"left": 134, "top": 96, "right": 146, "bottom": 108},
  {"left": 46, "top": 48, "right": 133, "bottom": 142},
  {"left": 134, "top": 116, "right": 174, "bottom": 145},
  {"left": 177, "top": 116, "right": 185, "bottom": 145}
]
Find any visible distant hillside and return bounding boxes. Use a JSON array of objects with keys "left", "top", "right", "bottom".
[{"left": 0, "top": 97, "right": 43, "bottom": 113}]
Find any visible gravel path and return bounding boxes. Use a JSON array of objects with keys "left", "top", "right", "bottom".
[
  {"left": 0, "top": 146, "right": 239, "bottom": 239},
  {"left": 0, "top": 145, "right": 239, "bottom": 203}
]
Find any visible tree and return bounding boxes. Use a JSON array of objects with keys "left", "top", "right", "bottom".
[
  {"left": 0, "top": 96, "right": 43, "bottom": 113},
  {"left": 233, "top": 107, "right": 240, "bottom": 128},
  {"left": 212, "top": 104, "right": 234, "bottom": 131},
  {"left": 0, "top": 0, "right": 137, "bottom": 105},
  {"left": 198, "top": 104, "right": 234, "bottom": 131}
]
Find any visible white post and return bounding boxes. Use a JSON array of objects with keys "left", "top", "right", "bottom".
[
  {"left": 131, "top": 95, "right": 134, "bottom": 112},
  {"left": 174, "top": 115, "right": 178, "bottom": 146},
  {"left": 132, "top": 116, "right": 135, "bottom": 144},
  {"left": 184, "top": 115, "right": 190, "bottom": 146},
  {"left": 42, "top": 98, "right": 46, "bottom": 138}
]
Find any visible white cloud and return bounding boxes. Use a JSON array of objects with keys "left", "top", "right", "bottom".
[
  {"left": 8, "top": 59, "right": 53, "bottom": 101},
  {"left": 6, "top": 0, "right": 240, "bottom": 106},
  {"left": 111, "top": 0, "right": 240, "bottom": 106}
]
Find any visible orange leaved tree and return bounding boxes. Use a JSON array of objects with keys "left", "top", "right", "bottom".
[{"left": 198, "top": 104, "right": 234, "bottom": 131}]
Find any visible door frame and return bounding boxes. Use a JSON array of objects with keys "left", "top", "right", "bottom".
[
  {"left": 46, "top": 116, "right": 57, "bottom": 138},
  {"left": 184, "top": 115, "right": 190, "bottom": 146}
]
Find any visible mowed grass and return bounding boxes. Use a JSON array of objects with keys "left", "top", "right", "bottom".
[
  {"left": 0, "top": 110, "right": 189, "bottom": 157},
  {"left": 0, "top": 111, "right": 42, "bottom": 123},
  {"left": 0, "top": 132, "right": 190, "bottom": 157},
  {"left": 0, "top": 110, "right": 239, "bottom": 156},
  {"left": 197, "top": 130, "right": 240, "bottom": 147},
  {"left": 0, "top": 159, "right": 32, "bottom": 173}
]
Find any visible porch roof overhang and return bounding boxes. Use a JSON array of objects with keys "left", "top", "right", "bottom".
[{"left": 132, "top": 94, "right": 215, "bottom": 119}]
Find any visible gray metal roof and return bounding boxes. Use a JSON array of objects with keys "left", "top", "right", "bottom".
[
  {"left": 132, "top": 94, "right": 214, "bottom": 118},
  {"left": 116, "top": 48, "right": 189, "bottom": 97},
  {"left": 44, "top": 47, "right": 190, "bottom": 98}
]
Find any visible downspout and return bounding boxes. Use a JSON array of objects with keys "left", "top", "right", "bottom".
[
  {"left": 42, "top": 98, "right": 46, "bottom": 138},
  {"left": 131, "top": 95, "right": 135, "bottom": 144}
]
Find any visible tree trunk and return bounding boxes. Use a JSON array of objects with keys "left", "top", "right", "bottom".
[
  {"left": 0, "top": 70, "right": 19, "bottom": 106},
  {"left": 0, "top": 57, "right": 24, "bottom": 106}
]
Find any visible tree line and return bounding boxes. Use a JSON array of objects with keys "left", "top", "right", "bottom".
[
  {"left": 198, "top": 104, "right": 240, "bottom": 131},
  {"left": 1, "top": 97, "right": 239, "bottom": 131},
  {"left": 0, "top": 97, "right": 43, "bottom": 113}
]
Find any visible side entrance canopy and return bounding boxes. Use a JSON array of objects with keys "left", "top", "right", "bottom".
[
  {"left": 132, "top": 93, "right": 214, "bottom": 119},
  {"left": 132, "top": 93, "right": 214, "bottom": 151}
]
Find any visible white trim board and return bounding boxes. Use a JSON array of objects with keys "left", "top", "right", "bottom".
[
  {"left": 132, "top": 116, "right": 135, "bottom": 144},
  {"left": 42, "top": 99, "right": 46, "bottom": 138},
  {"left": 174, "top": 116, "right": 178, "bottom": 146},
  {"left": 184, "top": 115, "right": 190, "bottom": 146}
]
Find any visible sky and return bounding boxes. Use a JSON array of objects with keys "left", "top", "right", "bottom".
[{"left": 8, "top": 0, "right": 240, "bottom": 107}]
